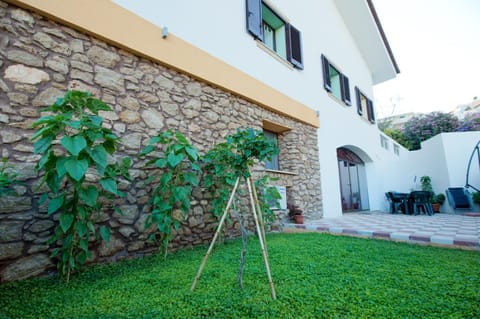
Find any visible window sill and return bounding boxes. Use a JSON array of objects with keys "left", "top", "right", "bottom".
[
  {"left": 327, "top": 92, "right": 350, "bottom": 108},
  {"left": 265, "top": 169, "right": 298, "bottom": 176},
  {"left": 256, "top": 40, "right": 294, "bottom": 70}
]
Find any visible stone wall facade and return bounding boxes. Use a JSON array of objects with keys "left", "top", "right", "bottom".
[{"left": 0, "top": 1, "right": 322, "bottom": 282}]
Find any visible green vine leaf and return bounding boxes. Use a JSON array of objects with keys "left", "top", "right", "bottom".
[
  {"left": 100, "top": 178, "right": 118, "bottom": 195},
  {"left": 78, "top": 185, "right": 99, "bottom": 207},
  {"left": 100, "top": 226, "right": 110, "bottom": 242},
  {"left": 185, "top": 147, "right": 199, "bottom": 161},
  {"left": 34, "top": 135, "right": 54, "bottom": 155},
  {"left": 60, "top": 214, "right": 74, "bottom": 233},
  {"left": 61, "top": 135, "right": 87, "bottom": 156},
  {"left": 88, "top": 145, "right": 108, "bottom": 173},
  {"left": 48, "top": 195, "right": 65, "bottom": 215},
  {"left": 64, "top": 158, "right": 88, "bottom": 181},
  {"left": 167, "top": 152, "right": 184, "bottom": 168}
]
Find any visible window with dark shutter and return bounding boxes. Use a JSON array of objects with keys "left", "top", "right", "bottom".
[
  {"left": 246, "top": 0, "right": 303, "bottom": 69},
  {"left": 246, "top": 0, "right": 262, "bottom": 39},
  {"left": 355, "top": 87, "right": 363, "bottom": 115},
  {"left": 367, "top": 100, "right": 375, "bottom": 123},
  {"left": 341, "top": 74, "right": 351, "bottom": 106},
  {"left": 321, "top": 55, "right": 331, "bottom": 92},
  {"left": 356, "top": 86, "right": 375, "bottom": 124},
  {"left": 286, "top": 24, "right": 303, "bottom": 69}
]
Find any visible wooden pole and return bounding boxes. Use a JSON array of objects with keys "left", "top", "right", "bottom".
[
  {"left": 246, "top": 176, "right": 277, "bottom": 300},
  {"left": 248, "top": 177, "right": 268, "bottom": 257},
  {"left": 190, "top": 177, "right": 241, "bottom": 292}
]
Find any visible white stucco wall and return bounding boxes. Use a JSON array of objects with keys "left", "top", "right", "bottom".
[{"left": 377, "top": 132, "right": 480, "bottom": 214}]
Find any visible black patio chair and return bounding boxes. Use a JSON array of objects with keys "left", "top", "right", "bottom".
[
  {"left": 409, "top": 191, "right": 433, "bottom": 216},
  {"left": 386, "top": 192, "right": 409, "bottom": 214}
]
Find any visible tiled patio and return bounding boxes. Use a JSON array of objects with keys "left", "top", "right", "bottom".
[{"left": 284, "top": 212, "right": 480, "bottom": 249}]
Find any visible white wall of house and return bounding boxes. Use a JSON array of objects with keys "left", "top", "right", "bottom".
[
  {"left": 112, "top": 0, "right": 398, "bottom": 218},
  {"left": 377, "top": 132, "right": 480, "bottom": 214}
]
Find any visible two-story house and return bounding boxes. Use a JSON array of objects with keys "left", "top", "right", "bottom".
[
  {"left": 113, "top": 0, "right": 400, "bottom": 218},
  {"left": 0, "top": 0, "right": 402, "bottom": 281}
]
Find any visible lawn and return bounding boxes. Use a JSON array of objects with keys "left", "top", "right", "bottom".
[{"left": 1, "top": 233, "right": 479, "bottom": 318}]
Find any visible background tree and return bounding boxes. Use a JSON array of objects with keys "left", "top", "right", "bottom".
[
  {"left": 380, "top": 111, "right": 463, "bottom": 151},
  {"left": 402, "top": 112, "right": 459, "bottom": 150}
]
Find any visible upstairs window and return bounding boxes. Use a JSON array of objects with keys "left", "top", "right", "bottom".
[
  {"left": 321, "top": 55, "right": 351, "bottom": 105},
  {"left": 355, "top": 87, "right": 375, "bottom": 124},
  {"left": 246, "top": 0, "right": 303, "bottom": 69}
]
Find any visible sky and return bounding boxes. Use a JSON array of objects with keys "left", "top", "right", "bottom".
[{"left": 372, "top": 0, "right": 480, "bottom": 119}]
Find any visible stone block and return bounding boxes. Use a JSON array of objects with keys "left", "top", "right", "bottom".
[
  {"left": 32, "top": 87, "right": 64, "bottom": 107},
  {"left": 115, "top": 205, "right": 139, "bottom": 224},
  {"left": 0, "top": 220, "right": 23, "bottom": 242},
  {"left": 0, "top": 242, "right": 24, "bottom": 261},
  {"left": 33, "top": 32, "right": 71, "bottom": 55},
  {"left": 118, "top": 226, "right": 136, "bottom": 238},
  {"left": 28, "top": 220, "right": 54, "bottom": 233},
  {"left": 4, "top": 64, "right": 49, "bottom": 84},
  {"left": 46, "top": 56, "right": 69, "bottom": 74},
  {"left": 94, "top": 66, "right": 124, "bottom": 92},
  {"left": 0, "top": 130, "right": 22, "bottom": 143},
  {"left": 1, "top": 254, "right": 51, "bottom": 282},
  {"left": 0, "top": 196, "right": 32, "bottom": 213},
  {"left": 98, "top": 235, "right": 124, "bottom": 257},
  {"left": 141, "top": 109, "right": 164, "bottom": 129},
  {"left": 119, "top": 110, "right": 140, "bottom": 124},
  {"left": 6, "top": 50, "right": 42, "bottom": 67},
  {"left": 11, "top": 8, "right": 34, "bottom": 25},
  {"left": 87, "top": 46, "right": 120, "bottom": 68}
]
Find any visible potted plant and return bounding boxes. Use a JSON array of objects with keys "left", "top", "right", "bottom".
[
  {"left": 288, "top": 203, "right": 304, "bottom": 224},
  {"left": 420, "top": 175, "right": 442, "bottom": 212},
  {"left": 431, "top": 193, "right": 446, "bottom": 213},
  {"left": 473, "top": 192, "right": 480, "bottom": 206}
]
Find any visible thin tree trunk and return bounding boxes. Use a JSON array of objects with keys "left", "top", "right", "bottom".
[{"left": 232, "top": 199, "right": 248, "bottom": 289}]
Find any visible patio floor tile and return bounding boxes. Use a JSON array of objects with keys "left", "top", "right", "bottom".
[{"left": 288, "top": 212, "right": 480, "bottom": 250}]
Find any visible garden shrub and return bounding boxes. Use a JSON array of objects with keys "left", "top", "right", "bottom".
[
  {"left": 32, "top": 90, "right": 131, "bottom": 281},
  {"left": 140, "top": 130, "right": 201, "bottom": 256}
]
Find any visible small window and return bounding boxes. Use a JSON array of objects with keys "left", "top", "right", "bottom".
[
  {"left": 380, "top": 135, "right": 389, "bottom": 150},
  {"left": 263, "top": 129, "right": 279, "bottom": 170},
  {"left": 394, "top": 144, "right": 400, "bottom": 156},
  {"left": 321, "top": 55, "right": 351, "bottom": 105},
  {"left": 246, "top": 0, "right": 303, "bottom": 69},
  {"left": 355, "top": 87, "right": 375, "bottom": 124}
]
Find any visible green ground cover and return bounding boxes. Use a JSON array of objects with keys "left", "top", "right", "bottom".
[{"left": 1, "top": 233, "right": 479, "bottom": 318}]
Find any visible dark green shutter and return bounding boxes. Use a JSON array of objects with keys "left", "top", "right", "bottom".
[{"left": 246, "top": 0, "right": 262, "bottom": 39}]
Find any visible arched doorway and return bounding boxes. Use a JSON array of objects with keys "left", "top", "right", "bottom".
[{"left": 337, "top": 147, "right": 368, "bottom": 212}]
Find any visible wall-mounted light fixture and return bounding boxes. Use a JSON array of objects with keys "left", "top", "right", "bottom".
[{"left": 162, "top": 27, "right": 168, "bottom": 39}]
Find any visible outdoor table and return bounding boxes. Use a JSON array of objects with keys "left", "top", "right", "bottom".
[{"left": 409, "top": 191, "right": 434, "bottom": 216}]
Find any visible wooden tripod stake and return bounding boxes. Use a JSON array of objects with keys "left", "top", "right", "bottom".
[{"left": 190, "top": 174, "right": 277, "bottom": 300}]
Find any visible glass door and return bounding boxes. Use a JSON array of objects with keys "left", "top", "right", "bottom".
[
  {"left": 337, "top": 147, "right": 365, "bottom": 212},
  {"left": 338, "top": 160, "right": 361, "bottom": 211}
]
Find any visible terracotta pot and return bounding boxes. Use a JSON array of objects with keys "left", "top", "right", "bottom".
[
  {"left": 293, "top": 215, "right": 304, "bottom": 224},
  {"left": 432, "top": 203, "right": 441, "bottom": 213}
]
